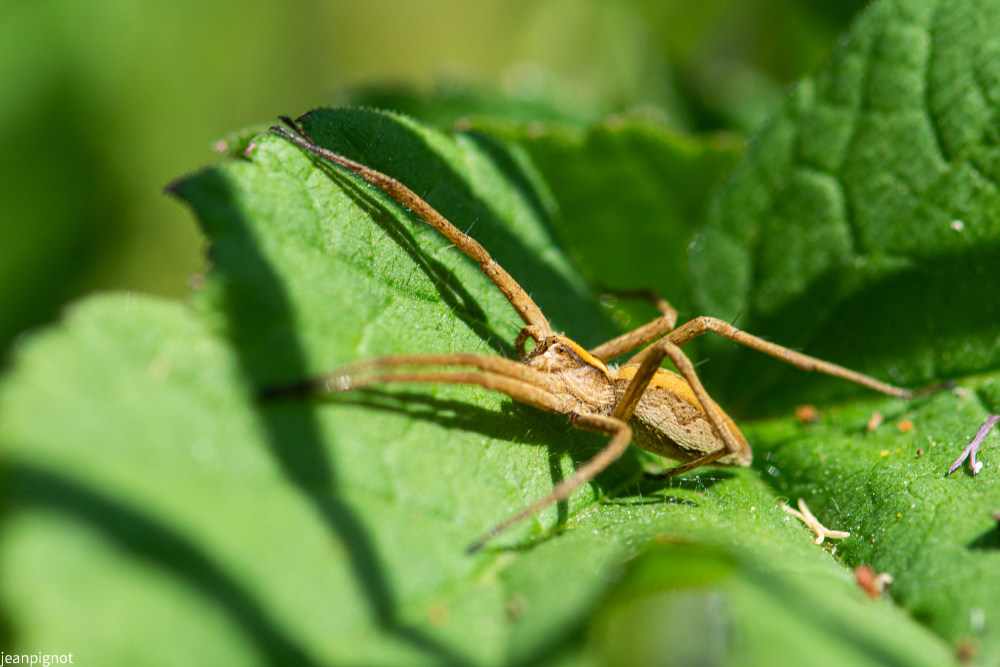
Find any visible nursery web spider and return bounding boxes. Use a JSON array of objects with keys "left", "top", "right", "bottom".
[{"left": 270, "top": 116, "right": 941, "bottom": 553}]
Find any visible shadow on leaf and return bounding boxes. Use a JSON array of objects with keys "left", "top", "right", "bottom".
[
  {"left": 177, "top": 168, "right": 469, "bottom": 664},
  {"left": 6, "top": 463, "right": 317, "bottom": 665}
]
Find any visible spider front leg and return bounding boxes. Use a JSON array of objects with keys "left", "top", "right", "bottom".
[
  {"left": 264, "top": 353, "right": 561, "bottom": 414},
  {"left": 591, "top": 285, "right": 943, "bottom": 399},
  {"left": 271, "top": 118, "right": 554, "bottom": 342},
  {"left": 665, "top": 316, "right": 950, "bottom": 398},
  {"left": 466, "top": 412, "right": 632, "bottom": 553}
]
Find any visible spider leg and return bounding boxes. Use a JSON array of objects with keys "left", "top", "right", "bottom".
[
  {"left": 663, "top": 316, "right": 936, "bottom": 398},
  {"left": 590, "top": 288, "right": 678, "bottom": 362},
  {"left": 270, "top": 120, "right": 553, "bottom": 343},
  {"left": 264, "top": 353, "right": 561, "bottom": 413},
  {"left": 466, "top": 412, "right": 632, "bottom": 553}
]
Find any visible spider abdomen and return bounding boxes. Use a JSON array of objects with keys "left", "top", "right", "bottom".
[{"left": 614, "top": 365, "right": 751, "bottom": 466}]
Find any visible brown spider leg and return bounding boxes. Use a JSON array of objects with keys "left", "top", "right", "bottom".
[
  {"left": 340, "top": 354, "right": 549, "bottom": 384},
  {"left": 659, "top": 316, "right": 923, "bottom": 399},
  {"left": 333, "top": 370, "right": 563, "bottom": 414},
  {"left": 271, "top": 121, "right": 553, "bottom": 343},
  {"left": 617, "top": 338, "right": 751, "bottom": 478},
  {"left": 466, "top": 412, "right": 632, "bottom": 553},
  {"left": 266, "top": 353, "right": 555, "bottom": 405},
  {"left": 590, "top": 288, "right": 678, "bottom": 361}
]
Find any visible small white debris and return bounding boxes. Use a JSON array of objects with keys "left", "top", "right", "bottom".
[{"left": 782, "top": 498, "right": 850, "bottom": 545}]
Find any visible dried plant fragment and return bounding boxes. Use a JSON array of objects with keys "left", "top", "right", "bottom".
[
  {"left": 782, "top": 498, "right": 850, "bottom": 545},
  {"left": 947, "top": 414, "right": 1000, "bottom": 476}
]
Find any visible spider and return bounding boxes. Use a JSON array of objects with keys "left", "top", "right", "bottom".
[{"left": 269, "top": 115, "right": 943, "bottom": 553}]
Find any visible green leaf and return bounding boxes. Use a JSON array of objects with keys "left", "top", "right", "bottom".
[
  {"left": 690, "top": 0, "right": 1000, "bottom": 413},
  {"left": 590, "top": 537, "right": 953, "bottom": 667},
  {"left": 471, "top": 111, "right": 741, "bottom": 323},
  {"left": 2, "top": 0, "right": 999, "bottom": 663},
  {"left": 748, "top": 370, "right": 1000, "bottom": 661},
  {"left": 0, "top": 105, "right": 957, "bottom": 665}
]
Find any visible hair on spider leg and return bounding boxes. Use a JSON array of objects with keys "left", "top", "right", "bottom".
[{"left": 268, "top": 115, "right": 954, "bottom": 553}]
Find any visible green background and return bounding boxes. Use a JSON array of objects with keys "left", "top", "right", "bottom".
[{"left": 0, "top": 0, "right": 864, "bottom": 359}]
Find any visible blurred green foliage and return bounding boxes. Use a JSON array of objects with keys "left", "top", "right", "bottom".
[{"left": 0, "top": 0, "right": 865, "bottom": 359}]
